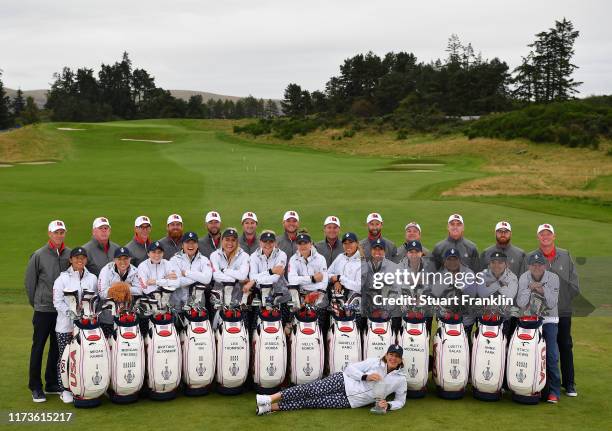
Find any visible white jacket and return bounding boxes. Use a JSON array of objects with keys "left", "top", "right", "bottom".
[
  {"left": 249, "top": 247, "right": 287, "bottom": 288},
  {"left": 97, "top": 262, "right": 142, "bottom": 299},
  {"left": 53, "top": 267, "right": 98, "bottom": 333},
  {"left": 287, "top": 247, "right": 328, "bottom": 292},
  {"left": 170, "top": 251, "right": 213, "bottom": 306},
  {"left": 342, "top": 357, "right": 407, "bottom": 410},
  {"left": 210, "top": 248, "right": 250, "bottom": 304},
  {"left": 137, "top": 258, "right": 180, "bottom": 295},
  {"left": 328, "top": 251, "right": 362, "bottom": 293}
]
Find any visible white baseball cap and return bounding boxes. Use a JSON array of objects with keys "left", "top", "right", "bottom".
[
  {"left": 537, "top": 223, "right": 555, "bottom": 234},
  {"left": 92, "top": 217, "right": 111, "bottom": 229},
  {"left": 167, "top": 214, "right": 183, "bottom": 225},
  {"left": 283, "top": 210, "right": 299, "bottom": 222},
  {"left": 404, "top": 222, "right": 421, "bottom": 232},
  {"left": 241, "top": 211, "right": 258, "bottom": 223},
  {"left": 366, "top": 213, "right": 383, "bottom": 223},
  {"left": 205, "top": 211, "right": 221, "bottom": 223},
  {"left": 324, "top": 215, "right": 340, "bottom": 227},
  {"left": 448, "top": 213, "right": 464, "bottom": 224},
  {"left": 495, "top": 221, "right": 512, "bottom": 232},
  {"left": 134, "top": 215, "right": 151, "bottom": 227},
  {"left": 48, "top": 220, "right": 66, "bottom": 232}
]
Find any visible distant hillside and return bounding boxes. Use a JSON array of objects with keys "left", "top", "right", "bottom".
[{"left": 5, "top": 88, "right": 279, "bottom": 108}]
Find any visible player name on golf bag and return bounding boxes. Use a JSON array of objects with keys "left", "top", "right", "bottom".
[
  {"left": 290, "top": 305, "right": 324, "bottom": 385},
  {"left": 60, "top": 291, "right": 110, "bottom": 408},
  {"left": 181, "top": 307, "right": 215, "bottom": 396},
  {"left": 147, "top": 310, "right": 182, "bottom": 400},
  {"left": 399, "top": 311, "right": 429, "bottom": 398},
  {"left": 252, "top": 303, "right": 287, "bottom": 394},
  {"left": 363, "top": 313, "right": 394, "bottom": 360},
  {"left": 507, "top": 317, "right": 546, "bottom": 404},
  {"left": 327, "top": 297, "right": 361, "bottom": 374},
  {"left": 216, "top": 306, "right": 250, "bottom": 394},
  {"left": 470, "top": 314, "right": 506, "bottom": 401},
  {"left": 109, "top": 307, "right": 145, "bottom": 404},
  {"left": 433, "top": 313, "right": 469, "bottom": 399}
]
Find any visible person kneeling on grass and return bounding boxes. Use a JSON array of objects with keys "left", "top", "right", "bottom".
[{"left": 255, "top": 344, "right": 407, "bottom": 415}]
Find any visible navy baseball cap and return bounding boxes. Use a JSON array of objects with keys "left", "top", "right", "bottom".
[
  {"left": 371, "top": 238, "right": 385, "bottom": 249},
  {"left": 405, "top": 240, "right": 422, "bottom": 252},
  {"left": 387, "top": 344, "right": 403, "bottom": 356},
  {"left": 147, "top": 241, "right": 164, "bottom": 252},
  {"left": 182, "top": 231, "right": 198, "bottom": 242},
  {"left": 490, "top": 251, "right": 507, "bottom": 261},
  {"left": 342, "top": 232, "right": 358, "bottom": 243},
  {"left": 70, "top": 247, "right": 88, "bottom": 258},
  {"left": 528, "top": 253, "right": 547, "bottom": 265},
  {"left": 222, "top": 228, "right": 238, "bottom": 239},
  {"left": 260, "top": 231, "right": 276, "bottom": 242},
  {"left": 444, "top": 248, "right": 460, "bottom": 259},
  {"left": 296, "top": 233, "right": 311, "bottom": 244},
  {"left": 114, "top": 247, "right": 132, "bottom": 258}
]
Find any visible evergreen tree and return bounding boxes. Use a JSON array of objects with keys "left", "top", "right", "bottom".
[
  {"left": 20, "top": 96, "right": 40, "bottom": 125},
  {"left": 0, "top": 71, "right": 12, "bottom": 129},
  {"left": 11, "top": 88, "right": 25, "bottom": 117},
  {"left": 264, "top": 99, "right": 279, "bottom": 117}
]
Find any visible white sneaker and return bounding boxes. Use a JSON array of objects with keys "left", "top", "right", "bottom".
[
  {"left": 256, "top": 394, "right": 272, "bottom": 406},
  {"left": 256, "top": 403, "right": 272, "bottom": 416},
  {"left": 60, "top": 391, "right": 73, "bottom": 404}
]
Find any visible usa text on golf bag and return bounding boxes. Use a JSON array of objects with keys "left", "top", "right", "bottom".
[
  {"left": 327, "top": 293, "right": 361, "bottom": 374},
  {"left": 470, "top": 314, "right": 506, "bottom": 401},
  {"left": 433, "top": 312, "right": 469, "bottom": 399},
  {"left": 363, "top": 310, "right": 394, "bottom": 360},
  {"left": 399, "top": 310, "right": 429, "bottom": 398}
]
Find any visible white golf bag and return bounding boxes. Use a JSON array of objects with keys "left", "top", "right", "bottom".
[
  {"left": 252, "top": 285, "right": 287, "bottom": 394},
  {"left": 363, "top": 310, "right": 394, "bottom": 360},
  {"left": 399, "top": 310, "right": 429, "bottom": 398},
  {"left": 107, "top": 297, "right": 145, "bottom": 404},
  {"left": 507, "top": 317, "right": 546, "bottom": 404},
  {"left": 215, "top": 283, "right": 250, "bottom": 394},
  {"left": 146, "top": 288, "right": 182, "bottom": 400},
  {"left": 432, "top": 312, "right": 469, "bottom": 399},
  {"left": 470, "top": 314, "right": 506, "bottom": 401},
  {"left": 181, "top": 284, "right": 216, "bottom": 396},
  {"left": 60, "top": 291, "right": 110, "bottom": 408},
  {"left": 327, "top": 293, "right": 361, "bottom": 374},
  {"left": 289, "top": 286, "right": 325, "bottom": 385}
]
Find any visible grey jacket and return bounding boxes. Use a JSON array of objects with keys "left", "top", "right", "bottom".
[
  {"left": 239, "top": 232, "right": 258, "bottom": 255},
  {"left": 361, "top": 257, "right": 400, "bottom": 318},
  {"left": 157, "top": 236, "right": 182, "bottom": 260},
  {"left": 25, "top": 243, "right": 71, "bottom": 312},
  {"left": 198, "top": 233, "right": 220, "bottom": 259},
  {"left": 478, "top": 268, "right": 518, "bottom": 301},
  {"left": 524, "top": 247, "right": 579, "bottom": 317},
  {"left": 124, "top": 237, "right": 149, "bottom": 267},
  {"left": 360, "top": 236, "right": 397, "bottom": 261},
  {"left": 393, "top": 243, "right": 431, "bottom": 264},
  {"left": 480, "top": 243, "right": 525, "bottom": 277},
  {"left": 315, "top": 238, "right": 344, "bottom": 267},
  {"left": 517, "top": 270, "right": 560, "bottom": 322},
  {"left": 432, "top": 236, "right": 480, "bottom": 272},
  {"left": 276, "top": 232, "right": 298, "bottom": 263},
  {"left": 82, "top": 238, "right": 119, "bottom": 276}
]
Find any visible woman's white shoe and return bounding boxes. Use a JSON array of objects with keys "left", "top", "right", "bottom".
[
  {"left": 60, "top": 391, "right": 73, "bottom": 404},
  {"left": 256, "top": 394, "right": 272, "bottom": 406},
  {"left": 256, "top": 404, "right": 272, "bottom": 415}
]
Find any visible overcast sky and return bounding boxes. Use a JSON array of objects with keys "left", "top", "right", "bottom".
[{"left": 1, "top": 0, "right": 611, "bottom": 98}]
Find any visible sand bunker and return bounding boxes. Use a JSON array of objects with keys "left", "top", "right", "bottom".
[
  {"left": 376, "top": 169, "right": 435, "bottom": 173},
  {"left": 121, "top": 138, "right": 173, "bottom": 144},
  {"left": 57, "top": 127, "right": 86, "bottom": 131},
  {"left": 0, "top": 164, "right": 13, "bottom": 168},
  {"left": 19, "top": 161, "right": 57, "bottom": 165}
]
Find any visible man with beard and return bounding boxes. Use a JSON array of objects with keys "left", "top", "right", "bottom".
[
  {"left": 83, "top": 217, "right": 120, "bottom": 276},
  {"left": 359, "top": 213, "right": 396, "bottom": 260},
  {"left": 125, "top": 215, "right": 152, "bottom": 267},
  {"left": 315, "top": 215, "right": 343, "bottom": 266},
  {"left": 239, "top": 211, "right": 259, "bottom": 255},
  {"left": 524, "top": 224, "right": 580, "bottom": 398},
  {"left": 199, "top": 211, "right": 222, "bottom": 258},
  {"left": 480, "top": 221, "right": 525, "bottom": 276},
  {"left": 432, "top": 214, "right": 480, "bottom": 272},
  {"left": 277, "top": 210, "right": 300, "bottom": 260},
  {"left": 394, "top": 222, "right": 430, "bottom": 263},
  {"left": 158, "top": 213, "right": 184, "bottom": 260}
]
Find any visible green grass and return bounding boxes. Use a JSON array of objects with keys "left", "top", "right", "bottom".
[{"left": 1, "top": 119, "right": 611, "bottom": 430}]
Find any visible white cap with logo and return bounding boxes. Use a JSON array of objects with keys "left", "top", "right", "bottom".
[
  {"left": 48, "top": 220, "right": 67, "bottom": 232},
  {"left": 134, "top": 216, "right": 151, "bottom": 227},
  {"left": 92, "top": 217, "right": 111, "bottom": 229},
  {"left": 324, "top": 215, "right": 340, "bottom": 227},
  {"left": 283, "top": 210, "right": 300, "bottom": 222},
  {"left": 404, "top": 221, "right": 421, "bottom": 232},
  {"left": 495, "top": 221, "right": 511, "bottom": 231},
  {"left": 537, "top": 223, "right": 555, "bottom": 234},
  {"left": 447, "top": 213, "right": 464, "bottom": 224},
  {"left": 167, "top": 214, "right": 183, "bottom": 225},
  {"left": 366, "top": 213, "right": 383, "bottom": 224},
  {"left": 241, "top": 211, "right": 258, "bottom": 223},
  {"left": 205, "top": 211, "right": 221, "bottom": 223}
]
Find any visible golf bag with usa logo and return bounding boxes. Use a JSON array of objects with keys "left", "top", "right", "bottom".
[
  {"left": 363, "top": 309, "right": 394, "bottom": 360},
  {"left": 398, "top": 308, "right": 430, "bottom": 398},
  {"left": 506, "top": 316, "right": 546, "bottom": 404},
  {"left": 60, "top": 290, "right": 110, "bottom": 408},
  {"left": 432, "top": 311, "right": 470, "bottom": 399},
  {"left": 327, "top": 293, "right": 361, "bottom": 374},
  {"left": 252, "top": 285, "right": 287, "bottom": 394},
  {"left": 470, "top": 312, "right": 506, "bottom": 401},
  {"left": 180, "top": 284, "right": 215, "bottom": 396}
]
